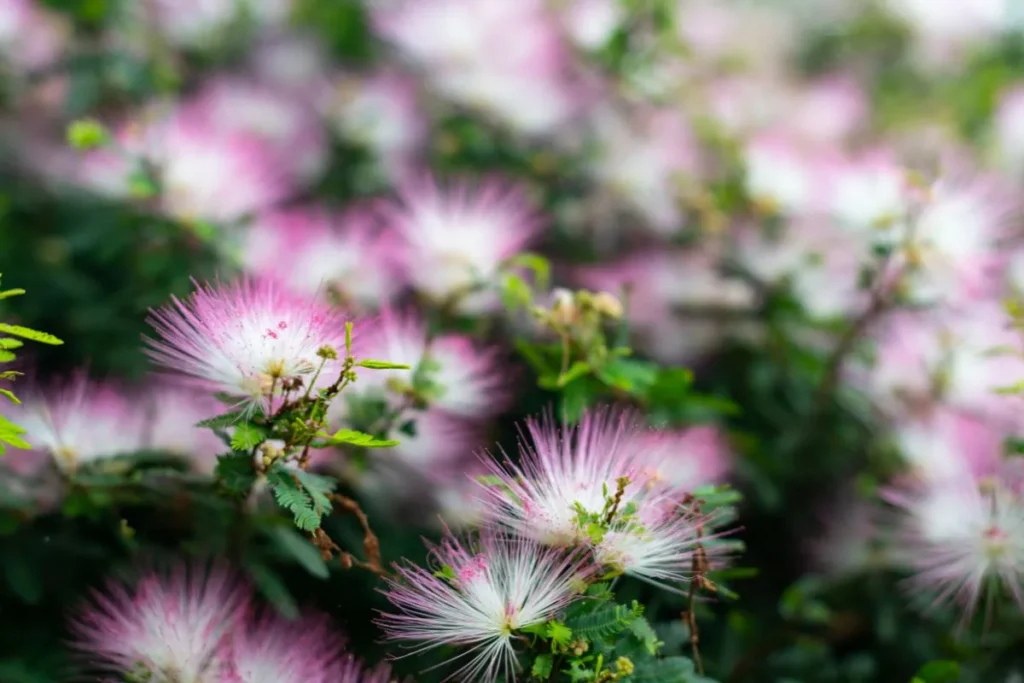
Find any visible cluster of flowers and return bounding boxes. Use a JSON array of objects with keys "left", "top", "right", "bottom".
[{"left": 71, "top": 562, "right": 401, "bottom": 683}]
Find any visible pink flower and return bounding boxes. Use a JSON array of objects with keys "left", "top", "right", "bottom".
[
  {"left": 224, "top": 610, "right": 346, "bottom": 683},
  {"left": 13, "top": 374, "right": 147, "bottom": 473},
  {"left": 822, "top": 149, "right": 908, "bottom": 231},
  {"left": 337, "top": 654, "right": 405, "bottom": 683},
  {"left": 631, "top": 425, "right": 732, "bottom": 494},
  {"left": 338, "top": 307, "right": 510, "bottom": 418},
  {"left": 329, "top": 70, "right": 427, "bottom": 178},
  {"left": 576, "top": 249, "right": 758, "bottom": 363},
  {"left": 380, "top": 174, "right": 543, "bottom": 314},
  {"left": 78, "top": 109, "right": 291, "bottom": 227},
  {"left": 145, "top": 382, "right": 226, "bottom": 473},
  {"left": 885, "top": 0, "right": 1010, "bottom": 70},
  {"left": 854, "top": 303, "right": 1024, "bottom": 428},
  {"left": 0, "top": 0, "right": 68, "bottom": 72},
  {"left": 994, "top": 84, "right": 1024, "bottom": 175},
  {"left": 883, "top": 476, "right": 1024, "bottom": 622},
  {"left": 135, "top": 0, "right": 292, "bottom": 48},
  {"left": 242, "top": 206, "right": 402, "bottom": 311},
  {"left": 894, "top": 408, "right": 1005, "bottom": 485},
  {"left": 185, "top": 76, "right": 328, "bottom": 182},
  {"left": 378, "top": 531, "right": 590, "bottom": 682},
  {"left": 558, "top": 0, "right": 622, "bottom": 50},
  {"left": 372, "top": 0, "right": 583, "bottom": 135},
  {"left": 588, "top": 105, "right": 700, "bottom": 236},
  {"left": 788, "top": 76, "right": 869, "bottom": 147},
  {"left": 145, "top": 278, "right": 350, "bottom": 415},
  {"left": 742, "top": 132, "right": 823, "bottom": 216},
  {"left": 805, "top": 490, "right": 877, "bottom": 577},
  {"left": 479, "top": 410, "right": 720, "bottom": 588},
  {"left": 70, "top": 562, "right": 250, "bottom": 681}
]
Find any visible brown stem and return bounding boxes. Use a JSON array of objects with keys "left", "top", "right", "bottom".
[{"left": 317, "top": 493, "right": 390, "bottom": 578}]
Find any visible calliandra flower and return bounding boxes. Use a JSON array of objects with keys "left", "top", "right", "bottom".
[
  {"left": 337, "top": 654, "right": 405, "bottom": 683},
  {"left": 742, "top": 132, "right": 823, "bottom": 216},
  {"left": 224, "top": 610, "right": 346, "bottom": 683},
  {"left": 0, "top": 0, "right": 69, "bottom": 73},
  {"left": 894, "top": 408, "right": 1004, "bottom": 485},
  {"left": 144, "top": 278, "right": 350, "bottom": 415},
  {"left": 70, "top": 562, "right": 250, "bottom": 682},
  {"left": 78, "top": 109, "right": 291, "bottom": 228},
  {"left": 479, "top": 409, "right": 651, "bottom": 547},
  {"left": 13, "top": 374, "right": 146, "bottom": 474},
  {"left": 883, "top": 476, "right": 1024, "bottom": 623},
  {"left": 378, "top": 531, "right": 590, "bottom": 683},
  {"left": 242, "top": 207, "right": 402, "bottom": 311},
  {"left": 822, "top": 149, "right": 908, "bottom": 231},
  {"left": 632, "top": 425, "right": 732, "bottom": 494},
  {"left": 380, "top": 174, "right": 543, "bottom": 314},
  {"left": 343, "top": 307, "right": 510, "bottom": 418},
  {"left": 185, "top": 76, "right": 328, "bottom": 182},
  {"left": 145, "top": 383, "right": 226, "bottom": 473},
  {"left": 329, "top": 70, "right": 427, "bottom": 177}
]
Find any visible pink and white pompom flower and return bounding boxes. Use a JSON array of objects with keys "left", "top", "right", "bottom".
[
  {"left": 344, "top": 308, "right": 510, "bottom": 419},
  {"left": 223, "top": 609, "right": 347, "bottom": 683},
  {"left": 13, "top": 374, "right": 147, "bottom": 474},
  {"left": 380, "top": 175, "right": 543, "bottom": 314},
  {"left": 378, "top": 531, "right": 591, "bottom": 683},
  {"left": 242, "top": 206, "right": 402, "bottom": 311},
  {"left": 70, "top": 562, "right": 250, "bottom": 681},
  {"left": 479, "top": 410, "right": 718, "bottom": 587},
  {"left": 631, "top": 425, "right": 732, "bottom": 495},
  {"left": 145, "top": 278, "right": 351, "bottom": 415},
  {"left": 883, "top": 475, "right": 1024, "bottom": 623}
]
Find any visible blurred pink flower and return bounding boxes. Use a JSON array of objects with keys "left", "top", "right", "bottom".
[
  {"left": 242, "top": 206, "right": 402, "bottom": 311},
  {"left": 373, "top": 0, "right": 584, "bottom": 135},
  {"left": 885, "top": 0, "right": 1012, "bottom": 70},
  {"left": 224, "top": 609, "right": 347, "bottom": 683},
  {"left": 883, "top": 475, "right": 1024, "bottom": 623},
  {"left": 788, "top": 76, "right": 869, "bottom": 147},
  {"left": 577, "top": 248, "right": 758, "bottom": 362},
  {"left": 994, "top": 85, "right": 1024, "bottom": 175},
  {"left": 381, "top": 174, "right": 543, "bottom": 314},
  {"left": 328, "top": 69, "right": 427, "bottom": 178},
  {"left": 632, "top": 425, "right": 732, "bottom": 495},
  {"left": 742, "top": 132, "right": 825, "bottom": 216},
  {"left": 137, "top": 0, "right": 293, "bottom": 48},
  {"left": 145, "top": 383, "right": 225, "bottom": 473},
  {"left": 78, "top": 108, "right": 292, "bottom": 227},
  {"left": 13, "top": 374, "right": 147, "bottom": 474},
  {"left": 821, "top": 149, "right": 908, "bottom": 231},
  {"left": 558, "top": 0, "right": 621, "bottom": 50},
  {"left": 0, "top": 0, "right": 68, "bottom": 72},
  {"left": 71, "top": 562, "right": 250, "bottom": 681},
  {"left": 893, "top": 408, "right": 1005, "bottom": 485},
  {"left": 186, "top": 76, "right": 328, "bottom": 182},
  {"left": 588, "top": 105, "right": 700, "bottom": 236}
]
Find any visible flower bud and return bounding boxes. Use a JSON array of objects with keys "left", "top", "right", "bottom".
[{"left": 592, "top": 291, "right": 624, "bottom": 319}]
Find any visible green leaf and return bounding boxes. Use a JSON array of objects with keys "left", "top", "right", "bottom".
[
  {"left": 197, "top": 410, "right": 244, "bottom": 429},
  {"left": 0, "top": 288, "right": 26, "bottom": 300},
  {"left": 356, "top": 359, "right": 412, "bottom": 370},
  {"left": 560, "top": 377, "right": 600, "bottom": 424},
  {"left": 0, "top": 339, "right": 23, "bottom": 351},
  {"left": 546, "top": 620, "right": 573, "bottom": 647},
  {"left": 0, "top": 350, "right": 15, "bottom": 363},
  {"left": 514, "top": 339, "right": 554, "bottom": 374},
  {"left": 229, "top": 423, "right": 266, "bottom": 452},
  {"left": 0, "top": 389, "right": 20, "bottom": 405},
  {"left": 4, "top": 557, "right": 42, "bottom": 604},
  {"left": 0, "top": 415, "right": 31, "bottom": 452},
  {"left": 266, "top": 525, "right": 330, "bottom": 579},
  {"left": 594, "top": 357, "right": 659, "bottom": 393},
  {"left": 0, "top": 324, "right": 63, "bottom": 345},
  {"left": 506, "top": 252, "right": 551, "bottom": 289},
  {"left": 266, "top": 464, "right": 337, "bottom": 531},
  {"left": 246, "top": 561, "right": 300, "bottom": 620},
  {"left": 631, "top": 656, "right": 700, "bottom": 683},
  {"left": 912, "top": 661, "right": 961, "bottom": 683},
  {"left": 318, "top": 429, "right": 399, "bottom": 448},
  {"left": 531, "top": 654, "right": 554, "bottom": 680},
  {"left": 214, "top": 453, "right": 257, "bottom": 496},
  {"left": 501, "top": 273, "right": 533, "bottom": 311},
  {"left": 556, "top": 361, "right": 593, "bottom": 388}
]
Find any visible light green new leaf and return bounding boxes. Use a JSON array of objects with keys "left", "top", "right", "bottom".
[
  {"left": 0, "top": 288, "right": 26, "bottom": 300},
  {"left": 318, "top": 429, "right": 399, "bottom": 448},
  {"left": 0, "top": 339, "right": 23, "bottom": 351},
  {"left": 357, "top": 359, "right": 412, "bottom": 370},
  {"left": 0, "top": 389, "right": 19, "bottom": 406},
  {"left": 229, "top": 423, "right": 266, "bottom": 452},
  {"left": 0, "top": 324, "right": 63, "bottom": 346}
]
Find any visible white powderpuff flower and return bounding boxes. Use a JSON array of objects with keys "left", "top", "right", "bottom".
[
  {"left": 742, "top": 132, "right": 823, "bottom": 216},
  {"left": 242, "top": 206, "right": 403, "bottom": 311},
  {"left": 380, "top": 176, "right": 543, "bottom": 314},
  {"left": 378, "top": 531, "right": 591, "bottom": 683},
  {"left": 884, "top": 477, "right": 1024, "bottom": 622},
  {"left": 822, "top": 150, "right": 908, "bottom": 231},
  {"left": 70, "top": 562, "right": 250, "bottom": 682},
  {"left": 14, "top": 374, "right": 147, "bottom": 474},
  {"left": 144, "top": 278, "right": 350, "bottom": 415},
  {"left": 479, "top": 409, "right": 724, "bottom": 589}
]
